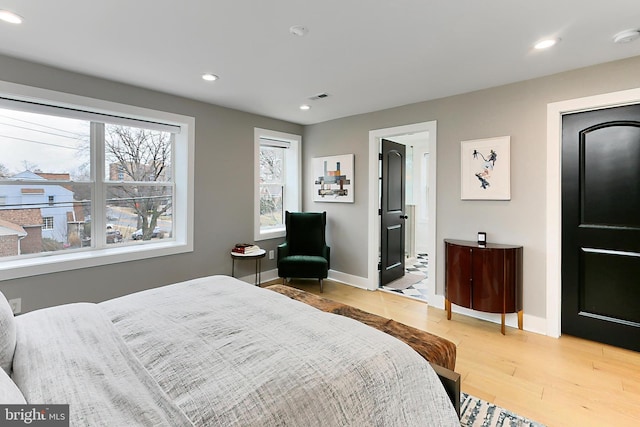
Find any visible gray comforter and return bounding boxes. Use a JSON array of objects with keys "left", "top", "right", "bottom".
[{"left": 12, "top": 275, "right": 459, "bottom": 426}]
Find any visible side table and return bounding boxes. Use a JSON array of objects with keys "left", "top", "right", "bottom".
[
  {"left": 445, "top": 239, "right": 523, "bottom": 335},
  {"left": 231, "top": 249, "right": 266, "bottom": 286}
]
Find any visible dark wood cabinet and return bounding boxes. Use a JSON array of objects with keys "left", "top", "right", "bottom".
[{"left": 445, "top": 239, "right": 523, "bottom": 334}]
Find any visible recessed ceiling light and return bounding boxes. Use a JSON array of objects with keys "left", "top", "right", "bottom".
[
  {"left": 534, "top": 38, "right": 560, "bottom": 50},
  {"left": 299, "top": 104, "right": 311, "bottom": 111},
  {"left": 613, "top": 29, "right": 640, "bottom": 44},
  {"left": 290, "top": 25, "right": 309, "bottom": 37},
  {"left": 0, "top": 10, "right": 23, "bottom": 24},
  {"left": 202, "top": 73, "right": 219, "bottom": 82}
]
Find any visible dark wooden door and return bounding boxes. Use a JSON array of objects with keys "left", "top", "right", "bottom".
[
  {"left": 562, "top": 104, "right": 640, "bottom": 352},
  {"left": 380, "top": 139, "right": 406, "bottom": 286},
  {"left": 472, "top": 248, "right": 504, "bottom": 313},
  {"left": 445, "top": 243, "right": 472, "bottom": 307}
]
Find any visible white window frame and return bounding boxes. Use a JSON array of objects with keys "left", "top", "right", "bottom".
[
  {"left": 42, "top": 217, "right": 54, "bottom": 230},
  {"left": 0, "top": 81, "right": 195, "bottom": 281},
  {"left": 254, "top": 128, "right": 300, "bottom": 241}
]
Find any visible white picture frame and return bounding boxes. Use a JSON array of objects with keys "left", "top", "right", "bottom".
[
  {"left": 461, "top": 136, "right": 511, "bottom": 200},
  {"left": 313, "top": 154, "right": 354, "bottom": 203}
]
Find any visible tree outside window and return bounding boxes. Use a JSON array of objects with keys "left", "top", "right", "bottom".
[
  {"left": 259, "top": 145, "right": 284, "bottom": 228},
  {"left": 105, "top": 125, "right": 173, "bottom": 241}
]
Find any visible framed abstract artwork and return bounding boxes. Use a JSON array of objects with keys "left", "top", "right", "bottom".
[
  {"left": 460, "top": 136, "right": 511, "bottom": 200},
  {"left": 313, "top": 154, "right": 354, "bottom": 203}
]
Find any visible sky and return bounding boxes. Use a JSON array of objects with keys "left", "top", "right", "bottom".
[{"left": 0, "top": 108, "right": 90, "bottom": 178}]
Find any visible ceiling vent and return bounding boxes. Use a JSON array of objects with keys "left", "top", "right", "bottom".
[{"left": 308, "top": 93, "right": 330, "bottom": 101}]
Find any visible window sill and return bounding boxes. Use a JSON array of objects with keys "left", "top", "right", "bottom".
[
  {"left": 256, "top": 227, "right": 285, "bottom": 241},
  {"left": 0, "top": 241, "right": 193, "bottom": 281}
]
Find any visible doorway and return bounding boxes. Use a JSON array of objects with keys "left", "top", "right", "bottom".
[
  {"left": 547, "top": 87, "right": 640, "bottom": 339},
  {"left": 368, "top": 122, "right": 437, "bottom": 303},
  {"left": 380, "top": 138, "right": 407, "bottom": 287},
  {"left": 561, "top": 104, "right": 640, "bottom": 352}
]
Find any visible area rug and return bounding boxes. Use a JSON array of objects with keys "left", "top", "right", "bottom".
[
  {"left": 382, "top": 272, "right": 426, "bottom": 290},
  {"left": 460, "top": 393, "right": 546, "bottom": 427}
]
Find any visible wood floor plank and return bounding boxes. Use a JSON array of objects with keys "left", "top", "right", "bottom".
[{"left": 264, "top": 279, "right": 640, "bottom": 426}]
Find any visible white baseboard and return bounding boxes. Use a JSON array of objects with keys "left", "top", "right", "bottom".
[
  {"left": 254, "top": 268, "right": 371, "bottom": 290},
  {"left": 443, "top": 304, "right": 549, "bottom": 336},
  {"left": 238, "top": 268, "right": 279, "bottom": 285},
  {"left": 328, "top": 270, "right": 371, "bottom": 290},
  {"left": 428, "top": 293, "right": 446, "bottom": 309}
]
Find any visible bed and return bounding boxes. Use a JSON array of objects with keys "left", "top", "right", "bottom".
[{"left": 1, "top": 275, "right": 460, "bottom": 426}]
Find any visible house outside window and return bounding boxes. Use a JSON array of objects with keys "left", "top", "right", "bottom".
[
  {"left": 254, "top": 128, "right": 300, "bottom": 241},
  {"left": 0, "top": 81, "right": 194, "bottom": 280},
  {"left": 42, "top": 217, "right": 54, "bottom": 230}
]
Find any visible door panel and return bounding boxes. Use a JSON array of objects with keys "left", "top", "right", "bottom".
[
  {"left": 582, "top": 125, "right": 640, "bottom": 227},
  {"left": 473, "top": 249, "right": 503, "bottom": 313},
  {"left": 380, "top": 139, "right": 406, "bottom": 286},
  {"left": 562, "top": 104, "right": 640, "bottom": 351},
  {"left": 581, "top": 249, "right": 640, "bottom": 324},
  {"left": 384, "top": 225, "right": 403, "bottom": 270},
  {"left": 445, "top": 244, "right": 471, "bottom": 307}
]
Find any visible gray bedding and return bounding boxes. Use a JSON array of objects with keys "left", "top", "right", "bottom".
[{"left": 11, "top": 275, "right": 459, "bottom": 426}]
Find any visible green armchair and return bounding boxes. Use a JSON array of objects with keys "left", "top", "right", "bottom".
[{"left": 277, "top": 211, "right": 330, "bottom": 292}]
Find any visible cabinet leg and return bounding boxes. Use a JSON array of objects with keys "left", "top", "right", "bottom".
[
  {"left": 518, "top": 310, "right": 523, "bottom": 330},
  {"left": 445, "top": 299, "right": 451, "bottom": 320},
  {"left": 501, "top": 313, "right": 506, "bottom": 335}
]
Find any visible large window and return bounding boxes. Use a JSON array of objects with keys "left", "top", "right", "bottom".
[
  {"left": 254, "top": 128, "right": 300, "bottom": 240},
  {"left": 0, "top": 81, "right": 194, "bottom": 280}
]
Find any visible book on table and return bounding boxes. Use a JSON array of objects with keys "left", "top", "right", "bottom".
[{"left": 233, "top": 243, "right": 261, "bottom": 254}]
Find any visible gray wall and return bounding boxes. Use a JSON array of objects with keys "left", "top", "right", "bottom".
[
  {"left": 3, "top": 52, "right": 640, "bottom": 323},
  {"left": 0, "top": 54, "right": 302, "bottom": 312},
  {"left": 303, "top": 55, "right": 640, "bottom": 320}
]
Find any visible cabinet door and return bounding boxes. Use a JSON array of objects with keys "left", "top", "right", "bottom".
[
  {"left": 472, "top": 248, "right": 505, "bottom": 313},
  {"left": 446, "top": 244, "right": 472, "bottom": 308}
]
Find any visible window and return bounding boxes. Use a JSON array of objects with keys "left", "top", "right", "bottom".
[
  {"left": 0, "top": 80, "right": 194, "bottom": 280},
  {"left": 254, "top": 128, "right": 300, "bottom": 240},
  {"left": 42, "top": 217, "right": 54, "bottom": 230}
]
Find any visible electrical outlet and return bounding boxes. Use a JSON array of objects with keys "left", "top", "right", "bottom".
[
  {"left": 8, "top": 298, "right": 21, "bottom": 315},
  {"left": 268, "top": 250, "right": 275, "bottom": 260}
]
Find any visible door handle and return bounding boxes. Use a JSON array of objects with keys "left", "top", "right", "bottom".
[{"left": 400, "top": 215, "right": 408, "bottom": 219}]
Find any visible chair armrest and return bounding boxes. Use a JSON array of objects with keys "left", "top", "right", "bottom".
[{"left": 277, "top": 242, "right": 289, "bottom": 261}]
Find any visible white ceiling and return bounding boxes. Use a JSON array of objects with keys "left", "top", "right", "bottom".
[{"left": 1, "top": 1, "right": 639, "bottom": 125}]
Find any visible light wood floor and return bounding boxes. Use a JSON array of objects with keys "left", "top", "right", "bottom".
[{"left": 264, "top": 279, "right": 640, "bottom": 427}]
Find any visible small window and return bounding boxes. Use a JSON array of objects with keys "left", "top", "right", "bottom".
[
  {"left": 254, "top": 129, "right": 300, "bottom": 240},
  {"left": 42, "top": 217, "right": 54, "bottom": 230},
  {"left": 48, "top": 195, "right": 55, "bottom": 206}
]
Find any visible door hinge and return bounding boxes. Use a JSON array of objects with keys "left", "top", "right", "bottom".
[
  {"left": 378, "top": 209, "right": 382, "bottom": 216},
  {"left": 378, "top": 153, "right": 383, "bottom": 161}
]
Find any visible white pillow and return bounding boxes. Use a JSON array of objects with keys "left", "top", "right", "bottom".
[
  {"left": 0, "top": 291, "right": 16, "bottom": 375},
  {"left": 0, "top": 366, "right": 26, "bottom": 404}
]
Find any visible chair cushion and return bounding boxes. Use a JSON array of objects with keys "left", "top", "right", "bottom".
[
  {"left": 287, "top": 212, "right": 326, "bottom": 255},
  {"left": 278, "top": 255, "right": 328, "bottom": 279}
]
